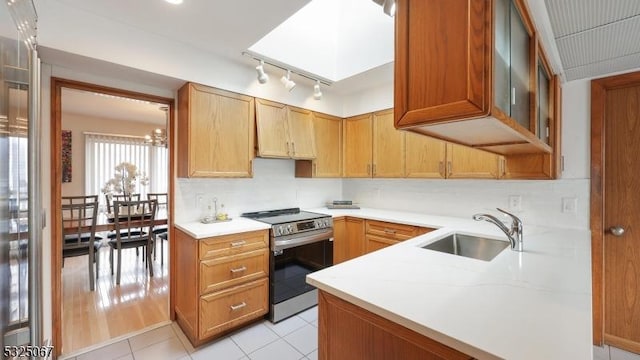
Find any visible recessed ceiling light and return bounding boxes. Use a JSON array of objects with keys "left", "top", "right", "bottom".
[{"left": 165, "top": 0, "right": 183, "bottom": 4}]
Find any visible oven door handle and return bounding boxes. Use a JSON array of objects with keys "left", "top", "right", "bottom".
[{"left": 273, "top": 229, "right": 334, "bottom": 252}]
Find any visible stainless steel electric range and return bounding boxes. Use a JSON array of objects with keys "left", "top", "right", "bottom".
[{"left": 242, "top": 208, "right": 333, "bottom": 323}]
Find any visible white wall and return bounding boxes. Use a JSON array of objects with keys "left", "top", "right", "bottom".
[{"left": 174, "top": 158, "right": 342, "bottom": 223}]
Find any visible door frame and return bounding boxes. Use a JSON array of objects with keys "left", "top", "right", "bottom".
[
  {"left": 590, "top": 70, "right": 640, "bottom": 345},
  {"left": 50, "top": 78, "right": 176, "bottom": 356}
]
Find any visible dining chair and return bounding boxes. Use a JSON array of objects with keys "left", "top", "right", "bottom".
[
  {"left": 108, "top": 199, "right": 157, "bottom": 285},
  {"left": 147, "top": 192, "right": 168, "bottom": 264},
  {"left": 61, "top": 195, "right": 101, "bottom": 291},
  {"left": 105, "top": 193, "right": 146, "bottom": 258}
]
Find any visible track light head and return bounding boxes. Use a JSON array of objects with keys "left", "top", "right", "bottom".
[
  {"left": 313, "top": 80, "right": 322, "bottom": 100},
  {"left": 256, "top": 60, "right": 269, "bottom": 84},
  {"left": 280, "top": 70, "right": 296, "bottom": 92},
  {"left": 383, "top": 0, "right": 396, "bottom": 16}
]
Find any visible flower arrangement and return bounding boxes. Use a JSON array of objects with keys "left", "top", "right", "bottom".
[{"left": 101, "top": 162, "right": 149, "bottom": 197}]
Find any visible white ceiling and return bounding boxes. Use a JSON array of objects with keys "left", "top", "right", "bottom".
[
  {"left": 4, "top": 0, "right": 639, "bottom": 120},
  {"left": 61, "top": 87, "right": 167, "bottom": 125},
  {"left": 47, "top": 0, "right": 312, "bottom": 59}
]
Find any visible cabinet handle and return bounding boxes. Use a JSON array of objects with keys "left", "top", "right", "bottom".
[
  {"left": 372, "top": 164, "right": 377, "bottom": 176},
  {"left": 230, "top": 266, "right": 247, "bottom": 274},
  {"left": 286, "top": 141, "right": 290, "bottom": 155},
  {"left": 230, "top": 240, "right": 246, "bottom": 248},
  {"left": 292, "top": 142, "right": 296, "bottom": 155},
  {"left": 501, "top": 159, "right": 507, "bottom": 177},
  {"left": 313, "top": 163, "right": 317, "bottom": 176},
  {"left": 447, "top": 161, "right": 452, "bottom": 176},
  {"left": 383, "top": 229, "right": 396, "bottom": 234},
  {"left": 438, "top": 161, "right": 444, "bottom": 177},
  {"left": 230, "top": 302, "right": 247, "bottom": 311},
  {"left": 367, "top": 164, "right": 371, "bottom": 175},
  {"left": 511, "top": 87, "right": 516, "bottom": 106}
]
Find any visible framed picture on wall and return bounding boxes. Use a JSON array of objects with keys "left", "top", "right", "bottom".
[{"left": 62, "top": 130, "right": 72, "bottom": 183}]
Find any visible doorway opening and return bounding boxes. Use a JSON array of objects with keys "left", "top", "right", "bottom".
[{"left": 51, "top": 78, "right": 175, "bottom": 356}]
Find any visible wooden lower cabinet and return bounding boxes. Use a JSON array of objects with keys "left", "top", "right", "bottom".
[
  {"left": 365, "top": 220, "right": 435, "bottom": 253},
  {"left": 175, "top": 228, "right": 269, "bottom": 346},
  {"left": 318, "top": 291, "right": 473, "bottom": 360},
  {"left": 200, "top": 278, "right": 268, "bottom": 339},
  {"left": 333, "top": 217, "right": 365, "bottom": 264},
  {"left": 335, "top": 218, "right": 436, "bottom": 260}
]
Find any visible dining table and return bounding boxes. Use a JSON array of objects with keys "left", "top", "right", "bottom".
[{"left": 95, "top": 208, "right": 168, "bottom": 232}]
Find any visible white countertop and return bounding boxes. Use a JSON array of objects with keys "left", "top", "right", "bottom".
[
  {"left": 306, "top": 207, "right": 592, "bottom": 360},
  {"left": 174, "top": 217, "right": 271, "bottom": 239}
]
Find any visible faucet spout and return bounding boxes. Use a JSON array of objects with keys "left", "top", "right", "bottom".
[{"left": 472, "top": 208, "right": 524, "bottom": 251}]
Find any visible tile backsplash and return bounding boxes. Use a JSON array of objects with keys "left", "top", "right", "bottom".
[
  {"left": 342, "top": 178, "right": 590, "bottom": 229},
  {"left": 175, "top": 158, "right": 589, "bottom": 230},
  {"left": 174, "top": 158, "right": 343, "bottom": 222}
]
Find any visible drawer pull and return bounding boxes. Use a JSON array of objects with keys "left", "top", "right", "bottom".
[
  {"left": 230, "top": 240, "right": 246, "bottom": 248},
  {"left": 383, "top": 229, "right": 397, "bottom": 234},
  {"left": 230, "top": 302, "right": 247, "bottom": 311},
  {"left": 230, "top": 266, "right": 247, "bottom": 274}
]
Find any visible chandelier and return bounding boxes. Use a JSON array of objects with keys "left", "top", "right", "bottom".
[
  {"left": 145, "top": 105, "right": 168, "bottom": 147},
  {"left": 145, "top": 128, "right": 167, "bottom": 147}
]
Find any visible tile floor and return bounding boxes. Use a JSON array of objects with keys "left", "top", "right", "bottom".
[
  {"left": 61, "top": 305, "right": 640, "bottom": 360},
  {"left": 594, "top": 345, "right": 640, "bottom": 360},
  {"left": 63, "top": 307, "right": 319, "bottom": 360}
]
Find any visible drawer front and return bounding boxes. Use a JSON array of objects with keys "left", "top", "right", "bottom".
[
  {"left": 365, "top": 234, "right": 399, "bottom": 254},
  {"left": 199, "top": 278, "right": 268, "bottom": 339},
  {"left": 200, "top": 249, "right": 269, "bottom": 294},
  {"left": 365, "top": 220, "right": 420, "bottom": 241},
  {"left": 199, "top": 230, "right": 268, "bottom": 260}
]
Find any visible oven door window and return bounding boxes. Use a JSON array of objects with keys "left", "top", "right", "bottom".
[{"left": 272, "top": 239, "right": 333, "bottom": 304}]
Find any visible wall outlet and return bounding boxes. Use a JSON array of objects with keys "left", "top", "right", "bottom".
[
  {"left": 562, "top": 197, "right": 577, "bottom": 213},
  {"left": 508, "top": 195, "right": 522, "bottom": 211},
  {"left": 195, "top": 193, "right": 205, "bottom": 208}
]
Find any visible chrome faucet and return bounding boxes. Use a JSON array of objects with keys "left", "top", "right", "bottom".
[{"left": 473, "top": 208, "right": 523, "bottom": 252}]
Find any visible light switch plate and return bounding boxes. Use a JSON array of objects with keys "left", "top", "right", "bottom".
[
  {"left": 562, "top": 197, "right": 577, "bottom": 213},
  {"left": 508, "top": 195, "right": 522, "bottom": 211}
]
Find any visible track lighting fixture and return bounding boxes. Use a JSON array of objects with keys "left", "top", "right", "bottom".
[
  {"left": 313, "top": 80, "right": 323, "bottom": 100},
  {"left": 242, "top": 52, "right": 329, "bottom": 100},
  {"left": 256, "top": 60, "right": 269, "bottom": 84},
  {"left": 280, "top": 70, "right": 296, "bottom": 92}
]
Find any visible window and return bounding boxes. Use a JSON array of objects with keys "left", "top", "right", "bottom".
[{"left": 85, "top": 133, "right": 167, "bottom": 209}]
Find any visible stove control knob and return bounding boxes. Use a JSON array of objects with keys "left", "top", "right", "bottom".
[
  {"left": 324, "top": 219, "right": 330, "bottom": 227},
  {"left": 275, "top": 226, "right": 283, "bottom": 236},
  {"left": 286, "top": 224, "right": 293, "bottom": 234},
  {"left": 315, "top": 219, "right": 323, "bottom": 229}
]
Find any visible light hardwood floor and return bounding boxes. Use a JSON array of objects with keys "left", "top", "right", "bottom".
[{"left": 62, "top": 240, "right": 169, "bottom": 355}]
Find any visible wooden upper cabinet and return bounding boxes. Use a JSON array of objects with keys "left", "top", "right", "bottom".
[
  {"left": 177, "top": 83, "right": 254, "bottom": 178},
  {"left": 296, "top": 112, "right": 342, "bottom": 178},
  {"left": 255, "top": 99, "right": 289, "bottom": 158},
  {"left": 446, "top": 143, "right": 500, "bottom": 179},
  {"left": 395, "top": 0, "right": 554, "bottom": 157},
  {"left": 255, "top": 99, "right": 316, "bottom": 160},
  {"left": 287, "top": 106, "right": 316, "bottom": 159},
  {"left": 372, "top": 109, "right": 405, "bottom": 177},
  {"left": 405, "top": 132, "right": 447, "bottom": 179},
  {"left": 343, "top": 114, "right": 373, "bottom": 178}
]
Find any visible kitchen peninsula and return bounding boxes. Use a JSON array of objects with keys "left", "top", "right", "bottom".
[{"left": 306, "top": 208, "right": 592, "bottom": 360}]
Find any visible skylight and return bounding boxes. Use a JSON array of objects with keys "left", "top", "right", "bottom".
[{"left": 248, "top": 0, "right": 394, "bottom": 83}]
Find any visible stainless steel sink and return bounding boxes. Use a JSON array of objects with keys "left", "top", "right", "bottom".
[{"left": 421, "top": 233, "right": 509, "bottom": 261}]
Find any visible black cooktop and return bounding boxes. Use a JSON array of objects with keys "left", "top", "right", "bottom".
[{"left": 241, "top": 208, "right": 328, "bottom": 225}]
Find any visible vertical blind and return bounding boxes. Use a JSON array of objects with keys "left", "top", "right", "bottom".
[{"left": 85, "top": 133, "right": 168, "bottom": 209}]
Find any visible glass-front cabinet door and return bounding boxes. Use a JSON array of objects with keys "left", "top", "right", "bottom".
[
  {"left": 537, "top": 60, "right": 551, "bottom": 145},
  {"left": 494, "top": 0, "right": 511, "bottom": 114},
  {"left": 494, "top": 0, "right": 532, "bottom": 131}
]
